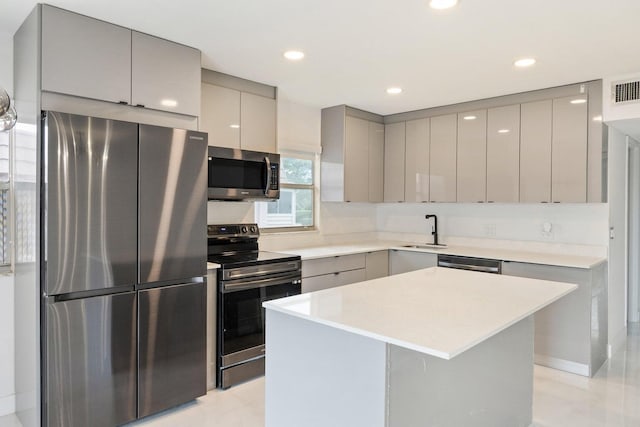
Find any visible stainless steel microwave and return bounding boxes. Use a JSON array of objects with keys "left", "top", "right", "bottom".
[{"left": 207, "top": 147, "right": 280, "bottom": 201}]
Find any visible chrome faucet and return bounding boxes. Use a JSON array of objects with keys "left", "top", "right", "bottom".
[{"left": 425, "top": 214, "right": 438, "bottom": 246}]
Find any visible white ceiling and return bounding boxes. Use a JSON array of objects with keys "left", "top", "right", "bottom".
[{"left": 3, "top": 0, "right": 640, "bottom": 115}]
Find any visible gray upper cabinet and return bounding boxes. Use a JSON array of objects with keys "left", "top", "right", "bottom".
[
  {"left": 429, "top": 114, "right": 457, "bottom": 202},
  {"left": 384, "top": 122, "right": 406, "bottom": 202},
  {"left": 405, "top": 118, "right": 430, "bottom": 202},
  {"left": 486, "top": 105, "right": 520, "bottom": 203},
  {"left": 368, "top": 122, "right": 385, "bottom": 203},
  {"left": 320, "top": 106, "right": 384, "bottom": 202},
  {"left": 552, "top": 96, "right": 588, "bottom": 203},
  {"left": 40, "top": 5, "right": 201, "bottom": 118},
  {"left": 41, "top": 5, "right": 132, "bottom": 104},
  {"left": 240, "top": 92, "right": 277, "bottom": 153},
  {"left": 200, "top": 83, "right": 241, "bottom": 148},
  {"left": 344, "top": 116, "right": 370, "bottom": 202},
  {"left": 200, "top": 71, "right": 277, "bottom": 152},
  {"left": 318, "top": 82, "right": 601, "bottom": 205},
  {"left": 520, "top": 100, "right": 552, "bottom": 203},
  {"left": 457, "top": 110, "right": 487, "bottom": 203},
  {"left": 131, "top": 32, "right": 201, "bottom": 117}
]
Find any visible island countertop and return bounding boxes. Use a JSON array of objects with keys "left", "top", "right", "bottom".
[{"left": 263, "top": 267, "right": 577, "bottom": 360}]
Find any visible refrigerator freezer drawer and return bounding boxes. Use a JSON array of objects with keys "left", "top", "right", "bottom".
[
  {"left": 138, "top": 281, "right": 207, "bottom": 418},
  {"left": 46, "top": 292, "right": 137, "bottom": 427}
]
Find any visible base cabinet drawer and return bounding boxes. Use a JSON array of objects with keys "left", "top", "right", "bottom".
[
  {"left": 302, "top": 269, "right": 366, "bottom": 293},
  {"left": 302, "top": 253, "right": 366, "bottom": 278}
]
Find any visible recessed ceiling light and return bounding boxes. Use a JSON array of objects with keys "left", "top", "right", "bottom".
[
  {"left": 463, "top": 115, "right": 476, "bottom": 120},
  {"left": 386, "top": 87, "right": 402, "bottom": 95},
  {"left": 514, "top": 58, "right": 536, "bottom": 68},
  {"left": 570, "top": 99, "right": 587, "bottom": 104},
  {"left": 284, "top": 50, "right": 304, "bottom": 61},
  {"left": 229, "top": 124, "right": 240, "bottom": 129},
  {"left": 429, "top": 0, "right": 458, "bottom": 10},
  {"left": 498, "top": 129, "right": 510, "bottom": 134}
]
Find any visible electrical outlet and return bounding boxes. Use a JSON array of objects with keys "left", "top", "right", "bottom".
[
  {"left": 541, "top": 221, "right": 553, "bottom": 238},
  {"left": 484, "top": 223, "right": 496, "bottom": 237}
]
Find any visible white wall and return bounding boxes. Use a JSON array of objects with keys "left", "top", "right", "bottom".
[
  {"left": 628, "top": 142, "right": 640, "bottom": 323},
  {"left": 608, "top": 126, "right": 629, "bottom": 355},
  {"left": 377, "top": 202, "right": 609, "bottom": 253},
  {"left": 0, "top": 31, "right": 16, "bottom": 417}
]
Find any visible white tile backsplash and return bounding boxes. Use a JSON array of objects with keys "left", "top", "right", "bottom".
[{"left": 377, "top": 202, "right": 609, "bottom": 247}]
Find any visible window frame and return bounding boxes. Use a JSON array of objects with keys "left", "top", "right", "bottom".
[{"left": 256, "top": 152, "right": 317, "bottom": 233}]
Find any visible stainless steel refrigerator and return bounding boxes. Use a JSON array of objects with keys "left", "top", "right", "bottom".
[{"left": 42, "top": 111, "right": 207, "bottom": 427}]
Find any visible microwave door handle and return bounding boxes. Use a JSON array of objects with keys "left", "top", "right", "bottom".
[{"left": 264, "top": 156, "right": 271, "bottom": 196}]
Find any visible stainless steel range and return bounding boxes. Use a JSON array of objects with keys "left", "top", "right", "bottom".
[{"left": 208, "top": 224, "right": 301, "bottom": 389}]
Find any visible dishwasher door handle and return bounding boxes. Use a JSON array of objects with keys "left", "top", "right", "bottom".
[{"left": 438, "top": 261, "right": 500, "bottom": 274}]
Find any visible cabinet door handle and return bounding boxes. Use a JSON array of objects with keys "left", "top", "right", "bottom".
[
  {"left": 118, "top": 101, "right": 128, "bottom": 105},
  {"left": 135, "top": 104, "right": 145, "bottom": 108}
]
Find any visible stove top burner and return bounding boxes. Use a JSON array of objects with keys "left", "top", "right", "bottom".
[{"left": 207, "top": 223, "right": 300, "bottom": 269}]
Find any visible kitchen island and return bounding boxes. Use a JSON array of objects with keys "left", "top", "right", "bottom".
[{"left": 263, "top": 267, "right": 577, "bottom": 427}]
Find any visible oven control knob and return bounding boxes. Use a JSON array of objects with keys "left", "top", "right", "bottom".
[
  {"left": 250, "top": 226, "right": 257, "bottom": 233},
  {"left": 241, "top": 226, "right": 248, "bottom": 233}
]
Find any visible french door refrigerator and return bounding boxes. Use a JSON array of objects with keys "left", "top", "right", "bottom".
[{"left": 42, "top": 112, "right": 207, "bottom": 427}]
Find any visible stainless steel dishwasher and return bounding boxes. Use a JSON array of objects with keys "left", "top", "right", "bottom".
[{"left": 437, "top": 254, "right": 502, "bottom": 274}]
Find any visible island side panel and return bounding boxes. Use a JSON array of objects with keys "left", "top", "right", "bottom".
[
  {"left": 265, "top": 310, "right": 387, "bottom": 427},
  {"left": 387, "top": 316, "right": 534, "bottom": 427}
]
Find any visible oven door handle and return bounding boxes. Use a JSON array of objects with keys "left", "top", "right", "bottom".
[{"left": 222, "top": 273, "right": 301, "bottom": 293}]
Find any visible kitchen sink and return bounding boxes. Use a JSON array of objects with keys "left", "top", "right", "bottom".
[{"left": 401, "top": 244, "right": 448, "bottom": 250}]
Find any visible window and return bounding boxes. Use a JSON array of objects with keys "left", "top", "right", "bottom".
[{"left": 256, "top": 154, "right": 315, "bottom": 231}]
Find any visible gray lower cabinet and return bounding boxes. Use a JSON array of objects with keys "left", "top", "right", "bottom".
[
  {"left": 365, "top": 251, "right": 389, "bottom": 280},
  {"left": 389, "top": 250, "right": 437, "bottom": 275},
  {"left": 502, "top": 261, "right": 607, "bottom": 377},
  {"left": 301, "top": 253, "right": 367, "bottom": 293},
  {"left": 303, "top": 269, "right": 367, "bottom": 293}
]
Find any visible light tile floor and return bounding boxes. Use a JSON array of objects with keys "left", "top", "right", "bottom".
[{"left": 1, "top": 325, "right": 638, "bottom": 427}]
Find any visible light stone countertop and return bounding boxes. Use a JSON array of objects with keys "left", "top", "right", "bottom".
[
  {"left": 263, "top": 267, "right": 577, "bottom": 360},
  {"left": 207, "top": 262, "right": 220, "bottom": 270},
  {"left": 277, "top": 241, "right": 606, "bottom": 269}
]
